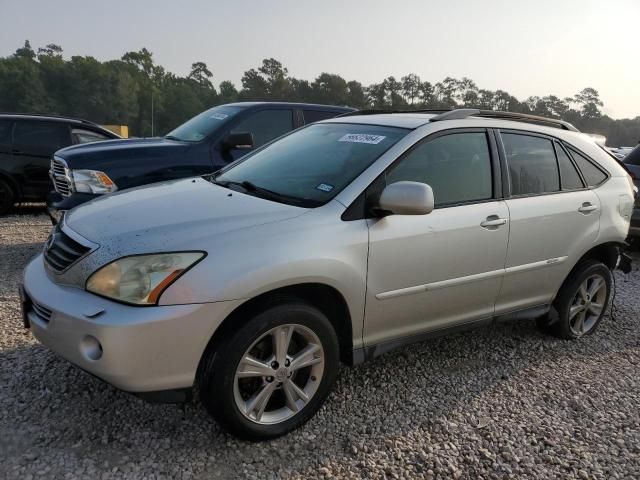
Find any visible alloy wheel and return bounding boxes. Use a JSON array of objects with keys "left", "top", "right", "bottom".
[
  {"left": 233, "top": 324, "right": 325, "bottom": 424},
  {"left": 569, "top": 273, "right": 608, "bottom": 336}
]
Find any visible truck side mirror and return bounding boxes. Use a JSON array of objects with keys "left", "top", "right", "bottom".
[{"left": 223, "top": 132, "right": 254, "bottom": 151}]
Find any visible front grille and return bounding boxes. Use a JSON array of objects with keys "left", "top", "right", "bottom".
[
  {"left": 31, "top": 301, "right": 52, "bottom": 323},
  {"left": 44, "top": 225, "right": 91, "bottom": 272},
  {"left": 50, "top": 157, "right": 72, "bottom": 197}
]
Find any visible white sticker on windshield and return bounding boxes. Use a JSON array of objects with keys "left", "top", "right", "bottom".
[
  {"left": 316, "top": 183, "right": 334, "bottom": 192},
  {"left": 210, "top": 113, "right": 228, "bottom": 120},
  {"left": 338, "top": 133, "right": 386, "bottom": 145}
]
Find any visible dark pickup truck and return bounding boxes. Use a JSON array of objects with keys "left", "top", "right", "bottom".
[{"left": 47, "top": 102, "right": 354, "bottom": 222}]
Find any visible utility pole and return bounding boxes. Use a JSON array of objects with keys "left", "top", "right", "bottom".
[{"left": 151, "top": 91, "right": 154, "bottom": 137}]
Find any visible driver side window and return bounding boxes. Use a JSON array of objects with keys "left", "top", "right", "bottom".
[
  {"left": 231, "top": 109, "right": 293, "bottom": 148},
  {"left": 386, "top": 131, "right": 493, "bottom": 206}
]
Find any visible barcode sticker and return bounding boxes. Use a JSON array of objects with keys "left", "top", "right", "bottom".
[{"left": 338, "top": 134, "right": 386, "bottom": 145}]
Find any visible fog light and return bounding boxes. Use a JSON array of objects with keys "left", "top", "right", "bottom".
[{"left": 80, "top": 335, "right": 103, "bottom": 361}]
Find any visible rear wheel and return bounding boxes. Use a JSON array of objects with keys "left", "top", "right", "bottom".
[
  {"left": 0, "top": 178, "right": 15, "bottom": 216},
  {"left": 539, "top": 260, "right": 612, "bottom": 339},
  {"left": 198, "top": 300, "right": 339, "bottom": 440}
]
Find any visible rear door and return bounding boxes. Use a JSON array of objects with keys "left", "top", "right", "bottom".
[
  {"left": 11, "top": 120, "right": 71, "bottom": 199},
  {"left": 495, "top": 131, "right": 601, "bottom": 314},
  {"left": 302, "top": 109, "right": 342, "bottom": 125}
]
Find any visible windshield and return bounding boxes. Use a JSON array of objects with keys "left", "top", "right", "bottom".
[
  {"left": 166, "top": 105, "right": 243, "bottom": 142},
  {"left": 214, "top": 123, "right": 409, "bottom": 207}
]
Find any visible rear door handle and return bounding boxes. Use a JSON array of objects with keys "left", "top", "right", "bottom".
[
  {"left": 480, "top": 216, "right": 508, "bottom": 228},
  {"left": 578, "top": 202, "right": 598, "bottom": 214}
]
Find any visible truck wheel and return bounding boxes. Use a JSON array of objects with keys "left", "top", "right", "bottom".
[
  {"left": 0, "top": 178, "right": 15, "bottom": 216},
  {"left": 544, "top": 260, "right": 612, "bottom": 340},
  {"left": 198, "top": 300, "right": 339, "bottom": 440}
]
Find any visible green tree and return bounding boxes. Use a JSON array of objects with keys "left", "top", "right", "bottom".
[
  {"left": 401, "top": 74, "right": 421, "bottom": 105},
  {"left": 188, "top": 62, "right": 213, "bottom": 88},
  {"left": 311, "top": 73, "right": 348, "bottom": 105},
  {"left": 218, "top": 80, "right": 239, "bottom": 103}
]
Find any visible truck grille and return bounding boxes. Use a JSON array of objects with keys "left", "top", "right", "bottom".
[
  {"left": 43, "top": 225, "right": 91, "bottom": 272},
  {"left": 50, "top": 157, "right": 72, "bottom": 197}
]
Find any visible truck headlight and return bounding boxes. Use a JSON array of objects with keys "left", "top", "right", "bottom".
[
  {"left": 86, "top": 252, "right": 206, "bottom": 305},
  {"left": 72, "top": 169, "right": 117, "bottom": 194}
]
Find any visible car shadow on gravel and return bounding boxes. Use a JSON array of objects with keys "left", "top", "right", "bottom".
[{"left": 1, "top": 305, "right": 637, "bottom": 478}]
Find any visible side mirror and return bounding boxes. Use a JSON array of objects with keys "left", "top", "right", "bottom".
[
  {"left": 377, "top": 181, "right": 434, "bottom": 216},
  {"left": 222, "top": 132, "right": 254, "bottom": 151}
]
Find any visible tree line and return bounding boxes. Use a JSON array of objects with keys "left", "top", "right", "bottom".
[{"left": 1, "top": 41, "right": 638, "bottom": 146}]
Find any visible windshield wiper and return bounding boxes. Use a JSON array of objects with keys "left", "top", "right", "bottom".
[
  {"left": 209, "top": 178, "right": 317, "bottom": 207},
  {"left": 164, "top": 135, "right": 182, "bottom": 141}
]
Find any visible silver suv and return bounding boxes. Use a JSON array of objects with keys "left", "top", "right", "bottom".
[{"left": 22, "top": 109, "right": 635, "bottom": 440}]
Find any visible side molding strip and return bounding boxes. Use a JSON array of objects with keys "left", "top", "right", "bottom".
[{"left": 375, "top": 256, "right": 568, "bottom": 301}]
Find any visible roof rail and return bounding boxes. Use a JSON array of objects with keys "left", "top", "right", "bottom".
[
  {"left": 336, "top": 108, "right": 449, "bottom": 118},
  {"left": 0, "top": 112, "right": 101, "bottom": 127},
  {"left": 430, "top": 109, "right": 579, "bottom": 132}
]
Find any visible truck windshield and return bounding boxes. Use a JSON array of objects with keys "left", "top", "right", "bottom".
[
  {"left": 213, "top": 123, "right": 409, "bottom": 207},
  {"left": 166, "top": 105, "right": 243, "bottom": 142}
]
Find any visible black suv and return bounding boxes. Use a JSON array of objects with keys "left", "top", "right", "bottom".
[
  {"left": 47, "top": 102, "right": 354, "bottom": 221},
  {"left": 0, "top": 114, "right": 119, "bottom": 215}
]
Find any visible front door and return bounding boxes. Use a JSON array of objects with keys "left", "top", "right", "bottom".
[
  {"left": 364, "top": 130, "right": 509, "bottom": 347},
  {"left": 218, "top": 108, "right": 295, "bottom": 165}
]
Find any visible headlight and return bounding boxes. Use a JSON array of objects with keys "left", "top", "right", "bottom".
[
  {"left": 72, "top": 169, "right": 117, "bottom": 194},
  {"left": 86, "top": 252, "right": 205, "bottom": 305}
]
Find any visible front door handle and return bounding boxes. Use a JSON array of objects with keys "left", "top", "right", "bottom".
[
  {"left": 578, "top": 202, "right": 598, "bottom": 214},
  {"left": 480, "top": 216, "right": 508, "bottom": 229}
]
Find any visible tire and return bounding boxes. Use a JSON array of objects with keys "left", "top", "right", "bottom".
[
  {"left": 541, "top": 260, "right": 612, "bottom": 340},
  {"left": 198, "top": 300, "right": 340, "bottom": 440},
  {"left": 0, "top": 178, "right": 15, "bottom": 216}
]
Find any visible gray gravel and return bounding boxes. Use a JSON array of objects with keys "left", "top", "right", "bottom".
[{"left": 1, "top": 208, "right": 639, "bottom": 479}]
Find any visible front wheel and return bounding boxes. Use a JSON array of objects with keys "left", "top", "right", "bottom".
[
  {"left": 542, "top": 260, "right": 612, "bottom": 339},
  {"left": 198, "top": 300, "right": 339, "bottom": 440}
]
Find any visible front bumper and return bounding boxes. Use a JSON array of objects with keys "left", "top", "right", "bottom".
[
  {"left": 23, "top": 253, "right": 242, "bottom": 393},
  {"left": 46, "top": 191, "right": 101, "bottom": 225}
]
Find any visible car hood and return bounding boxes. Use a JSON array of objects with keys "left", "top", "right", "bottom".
[
  {"left": 65, "top": 177, "right": 307, "bottom": 249},
  {"left": 55, "top": 137, "right": 192, "bottom": 168}
]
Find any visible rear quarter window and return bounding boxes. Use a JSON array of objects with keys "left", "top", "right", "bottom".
[{"left": 568, "top": 147, "right": 608, "bottom": 187}]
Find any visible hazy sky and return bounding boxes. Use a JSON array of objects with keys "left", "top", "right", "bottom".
[{"left": 1, "top": 0, "right": 639, "bottom": 118}]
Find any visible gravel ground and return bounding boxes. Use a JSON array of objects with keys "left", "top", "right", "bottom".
[{"left": 1, "top": 208, "right": 639, "bottom": 479}]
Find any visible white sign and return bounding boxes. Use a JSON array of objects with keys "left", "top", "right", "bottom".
[{"left": 338, "top": 133, "right": 386, "bottom": 145}]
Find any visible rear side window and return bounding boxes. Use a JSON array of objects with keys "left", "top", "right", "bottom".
[
  {"left": 303, "top": 110, "right": 339, "bottom": 124},
  {"left": 568, "top": 148, "right": 607, "bottom": 187},
  {"left": 12, "top": 121, "right": 69, "bottom": 151},
  {"left": 71, "top": 128, "right": 111, "bottom": 144},
  {"left": 386, "top": 132, "right": 493, "bottom": 206},
  {"left": 555, "top": 143, "right": 584, "bottom": 190},
  {"left": 502, "top": 133, "right": 559, "bottom": 195},
  {"left": 231, "top": 109, "right": 293, "bottom": 148}
]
